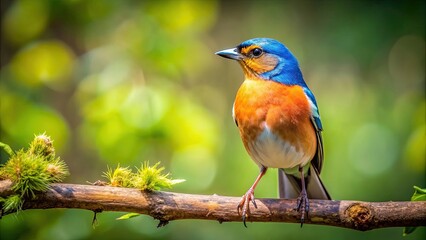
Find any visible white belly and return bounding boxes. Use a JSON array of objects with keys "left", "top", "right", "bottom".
[{"left": 248, "top": 124, "right": 311, "bottom": 169}]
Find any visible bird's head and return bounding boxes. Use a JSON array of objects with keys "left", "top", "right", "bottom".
[{"left": 216, "top": 38, "right": 305, "bottom": 85}]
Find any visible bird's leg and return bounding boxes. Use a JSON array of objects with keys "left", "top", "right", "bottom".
[
  {"left": 296, "top": 166, "right": 309, "bottom": 227},
  {"left": 238, "top": 166, "right": 267, "bottom": 227}
]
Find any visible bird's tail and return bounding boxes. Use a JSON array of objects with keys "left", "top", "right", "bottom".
[{"left": 278, "top": 166, "right": 331, "bottom": 200}]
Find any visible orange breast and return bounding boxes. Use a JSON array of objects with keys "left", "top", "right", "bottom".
[{"left": 234, "top": 79, "right": 317, "bottom": 168}]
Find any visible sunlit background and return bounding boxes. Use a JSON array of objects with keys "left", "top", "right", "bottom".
[{"left": 0, "top": 0, "right": 425, "bottom": 239}]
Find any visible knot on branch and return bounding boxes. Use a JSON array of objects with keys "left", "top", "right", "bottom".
[
  {"left": 144, "top": 191, "right": 173, "bottom": 227},
  {"left": 344, "top": 202, "right": 373, "bottom": 231}
]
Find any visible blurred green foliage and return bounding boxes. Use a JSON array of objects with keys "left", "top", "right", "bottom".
[{"left": 0, "top": 0, "right": 425, "bottom": 239}]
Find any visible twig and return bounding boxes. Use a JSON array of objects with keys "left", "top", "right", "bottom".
[{"left": 0, "top": 180, "right": 425, "bottom": 231}]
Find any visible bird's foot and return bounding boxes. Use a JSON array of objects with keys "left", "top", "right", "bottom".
[
  {"left": 237, "top": 188, "right": 257, "bottom": 227},
  {"left": 296, "top": 189, "right": 309, "bottom": 227}
]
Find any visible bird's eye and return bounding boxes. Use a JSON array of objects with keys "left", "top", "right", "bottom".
[{"left": 251, "top": 48, "right": 263, "bottom": 57}]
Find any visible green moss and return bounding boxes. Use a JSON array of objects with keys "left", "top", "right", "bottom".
[
  {"left": 0, "top": 134, "right": 69, "bottom": 213},
  {"left": 28, "top": 134, "right": 56, "bottom": 161},
  {"left": 103, "top": 161, "right": 185, "bottom": 191},
  {"left": 133, "top": 162, "right": 173, "bottom": 191},
  {"left": 4, "top": 150, "right": 51, "bottom": 198},
  {"left": 106, "top": 162, "right": 185, "bottom": 222},
  {"left": 1, "top": 195, "right": 23, "bottom": 214},
  {"left": 103, "top": 164, "right": 133, "bottom": 187}
]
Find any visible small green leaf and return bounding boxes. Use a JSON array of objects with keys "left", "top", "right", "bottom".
[
  {"left": 411, "top": 186, "right": 426, "bottom": 201},
  {"left": 403, "top": 186, "right": 425, "bottom": 236},
  {"left": 170, "top": 179, "right": 186, "bottom": 185},
  {"left": 0, "top": 142, "right": 14, "bottom": 156},
  {"left": 116, "top": 213, "right": 141, "bottom": 220}
]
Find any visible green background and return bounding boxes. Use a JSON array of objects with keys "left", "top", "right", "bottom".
[{"left": 0, "top": 0, "right": 425, "bottom": 239}]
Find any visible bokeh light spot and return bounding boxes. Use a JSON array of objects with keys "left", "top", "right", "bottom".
[
  {"left": 120, "top": 86, "right": 168, "bottom": 130},
  {"left": 388, "top": 35, "right": 425, "bottom": 88},
  {"left": 11, "top": 40, "right": 75, "bottom": 89},
  {"left": 2, "top": 0, "right": 49, "bottom": 45},
  {"left": 0, "top": 92, "right": 69, "bottom": 153},
  {"left": 404, "top": 125, "right": 426, "bottom": 173},
  {"left": 348, "top": 123, "right": 398, "bottom": 176},
  {"left": 170, "top": 147, "right": 217, "bottom": 191}
]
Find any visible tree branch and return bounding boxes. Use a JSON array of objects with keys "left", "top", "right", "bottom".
[{"left": 1, "top": 180, "right": 425, "bottom": 231}]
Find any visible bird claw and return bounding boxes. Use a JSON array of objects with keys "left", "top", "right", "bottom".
[
  {"left": 296, "top": 190, "right": 309, "bottom": 227},
  {"left": 237, "top": 188, "right": 256, "bottom": 227}
]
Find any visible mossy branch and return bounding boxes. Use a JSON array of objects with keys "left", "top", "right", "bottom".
[
  {"left": 1, "top": 135, "right": 425, "bottom": 232},
  {"left": 0, "top": 134, "right": 69, "bottom": 214},
  {"left": 0, "top": 135, "right": 184, "bottom": 216},
  {"left": 0, "top": 180, "right": 425, "bottom": 231}
]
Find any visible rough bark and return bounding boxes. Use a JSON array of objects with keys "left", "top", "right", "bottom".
[{"left": 1, "top": 180, "right": 425, "bottom": 231}]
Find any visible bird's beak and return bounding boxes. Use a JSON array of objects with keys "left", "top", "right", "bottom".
[{"left": 215, "top": 48, "right": 243, "bottom": 60}]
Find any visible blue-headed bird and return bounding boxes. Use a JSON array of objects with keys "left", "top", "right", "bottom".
[{"left": 216, "top": 38, "right": 331, "bottom": 226}]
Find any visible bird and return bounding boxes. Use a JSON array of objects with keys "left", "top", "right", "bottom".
[{"left": 215, "top": 38, "right": 331, "bottom": 227}]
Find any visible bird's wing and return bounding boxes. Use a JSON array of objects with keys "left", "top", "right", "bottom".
[{"left": 303, "top": 88, "right": 324, "bottom": 173}]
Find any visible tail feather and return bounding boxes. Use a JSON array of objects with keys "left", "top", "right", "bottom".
[
  {"left": 278, "top": 166, "right": 331, "bottom": 200},
  {"left": 278, "top": 169, "right": 300, "bottom": 199}
]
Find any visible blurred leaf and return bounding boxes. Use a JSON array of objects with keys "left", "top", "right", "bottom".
[
  {"left": 0, "top": 92, "right": 70, "bottom": 152},
  {"left": 10, "top": 40, "right": 75, "bottom": 89},
  {"left": 2, "top": 0, "right": 49, "bottom": 45},
  {"left": 146, "top": 0, "right": 217, "bottom": 32},
  {"left": 403, "top": 101, "right": 426, "bottom": 173}
]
